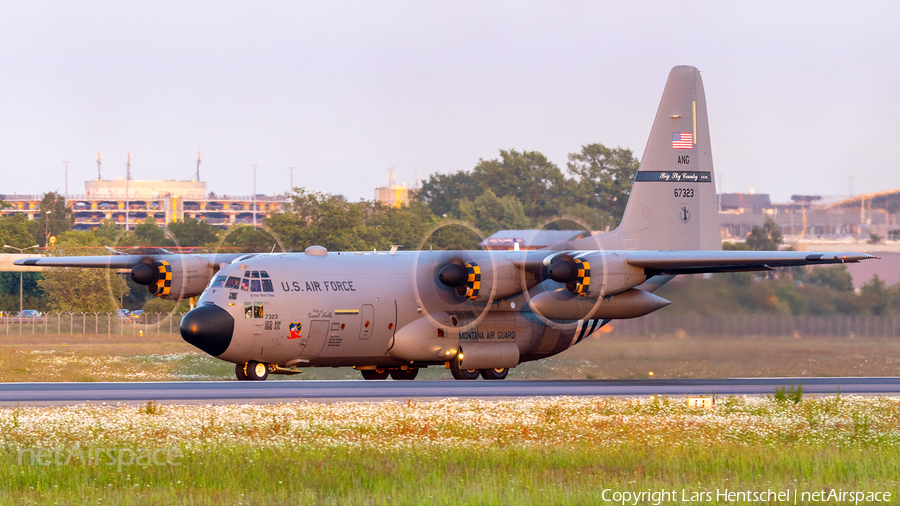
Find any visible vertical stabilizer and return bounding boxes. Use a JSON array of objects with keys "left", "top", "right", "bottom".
[{"left": 574, "top": 66, "right": 720, "bottom": 251}]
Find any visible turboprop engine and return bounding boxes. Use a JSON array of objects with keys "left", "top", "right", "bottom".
[
  {"left": 436, "top": 254, "right": 536, "bottom": 302},
  {"left": 129, "top": 255, "right": 215, "bottom": 300},
  {"left": 544, "top": 251, "right": 647, "bottom": 298}
]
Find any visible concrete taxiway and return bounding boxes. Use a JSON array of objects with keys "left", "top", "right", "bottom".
[{"left": 1, "top": 377, "right": 899, "bottom": 406}]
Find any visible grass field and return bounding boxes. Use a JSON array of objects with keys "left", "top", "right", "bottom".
[
  {"left": 1, "top": 395, "right": 898, "bottom": 504},
  {"left": 0, "top": 330, "right": 897, "bottom": 381}
]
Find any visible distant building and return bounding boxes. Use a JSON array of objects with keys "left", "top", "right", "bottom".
[
  {"left": 374, "top": 184, "right": 415, "bottom": 207},
  {"left": 718, "top": 190, "right": 900, "bottom": 243},
  {"left": 0, "top": 179, "right": 286, "bottom": 230}
]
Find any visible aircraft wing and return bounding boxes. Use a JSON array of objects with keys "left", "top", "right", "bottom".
[
  {"left": 625, "top": 251, "right": 876, "bottom": 275},
  {"left": 13, "top": 253, "right": 251, "bottom": 269},
  {"left": 14, "top": 255, "right": 147, "bottom": 269}
]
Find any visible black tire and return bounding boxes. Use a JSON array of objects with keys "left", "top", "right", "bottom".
[
  {"left": 449, "top": 356, "right": 480, "bottom": 380},
  {"left": 361, "top": 368, "right": 389, "bottom": 380},
  {"left": 481, "top": 368, "right": 509, "bottom": 380},
  {"left": 389, "top": 368, "right": 419, "bottom": 380},
  {"left": 235, "top": 363, "right": 249, "bottom": 381},
  {"left": 245, "top": 361, "right": 269, "bottom": 381}
]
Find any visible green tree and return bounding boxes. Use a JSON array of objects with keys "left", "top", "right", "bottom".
[
  {"left": 566, "top": 143, "right": 640, "bottom": 223},
  {"left": 93, "top": 219, "right": 122, "bottom": 243},
  {"left": 29, "top": 192, "right": 74, "bottom": 246},
  {"left": 860, "top": 275, "right": 891, "bottom": 316},
  {"left": 745, "top": 218, "right": 783, "bottom": 251},
  {"left": 219, "top": 225, "right": 282, "bottom": 253},
  {"left": 416, "top": 171, "right": 480, "bottom": 218},
  {"left": 367, "top": 201, "right": 436, "bottom": 251},
  {"left": 457, "top": 190, "right": 530, "bottom": 236},
  {"left": 808, "top": 265, "right": 854, "bottom": 292},
  {"left": 134, "top": 217, "right": 167, "bottom": 245},
  {"left": 471, "top": 149, "right": 567, "bottom": 220},
  {"left": 0, "top": 214, "right": 38, "bottom": 251},
  {"left": 722, "top": 241, "right": 752, "bottom": 251},
  {"left": 167, "top": 216, "right": 219, "bottom": 247}
]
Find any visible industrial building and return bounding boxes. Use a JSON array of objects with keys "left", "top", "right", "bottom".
[{"left": 1, "top": 179, "right": 287, "bottom": 230}]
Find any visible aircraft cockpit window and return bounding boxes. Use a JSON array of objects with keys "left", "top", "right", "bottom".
[
  {"left": 240, "top": 278, "right": 250, "bottom": 291},
  {"left": 211, "top": 276, "right": 227, "bottom": 288},
  {"left": 259, "top": 271, "right": 270, "bottom": 278},
  {"left": 225, "top": 277, "right": 240, "bottom": 289},
  {"left": 251, "top": 271, "right": 261, "bottom": 278},
  {"left": 244, "top": 271, "right": 251, "bottom": 278},
  {"left": 261, "top": 279, "right": 274, "bottom": 292},
  {"left": 250, "top": 280, "right": 262, "bottom": 292}
]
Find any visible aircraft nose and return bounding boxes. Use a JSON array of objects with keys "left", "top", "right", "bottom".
[{"left": 180, "top": 304, "right": 234, "bottom": 357}]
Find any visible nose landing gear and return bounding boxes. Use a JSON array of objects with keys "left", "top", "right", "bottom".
[{"left": 235, "top": 361, "right": 269, "bottom": 381}]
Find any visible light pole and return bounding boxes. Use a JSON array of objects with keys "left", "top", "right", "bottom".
[
  {"left": 44, "top": 210, "right": 52, "bottom": 246},
  {"left": 251, "top": 164, "right": 258, "bottom": 227},
  {"left": 3, "top": 244, "right": 39, "bottom": 314}
]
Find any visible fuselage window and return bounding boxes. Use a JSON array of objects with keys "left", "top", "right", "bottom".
[
  {"left": 253, "top": 302, "right": 264, "bottom": 318},
  {"left": 261, "top": 279, "right": 274, "bottom": 292},
  {"left": 240, "top": 278, "right": 250, "bottom": 291},
  {"left": 212, "top": 275, "right": 227, "bottom": 288},
  {"left": 250, "top": 280, "right": 262, "bottom": 292},
  {"left": 244, "top": 302, "right": 253, "bottom": 318},
  {"left": 225, "top": 277, "right": 240, "bottom": 289}
]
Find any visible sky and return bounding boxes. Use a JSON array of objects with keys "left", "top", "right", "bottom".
[{"left": 1, "top": 1, "right": 898, "bottom": 203}]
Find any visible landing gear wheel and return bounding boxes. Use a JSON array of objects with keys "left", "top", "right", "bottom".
[
  {"left": 389, "top": 368, "right": 419, "bottom": 380},
  {"left": 235, "top": 363, "right": 249, "bottom": 381},
  {"left": 481, "top": 368, "right": 509, "bottom": 380},
  {"left": 449, "top": 356, "right": 480, "bottom": 380},
  {"left": 245, "top": 361, "right": 269, "bottom": 381},
  {"left": 361, "top": 368, "right": 389, "bottom": 380}
]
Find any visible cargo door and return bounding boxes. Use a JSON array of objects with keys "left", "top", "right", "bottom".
[
  {"left": 359, "top": 304, "right": 374, "bottom": 339},
  {"left": 302, "top": 319, "right": 330, "bottom": 357}
]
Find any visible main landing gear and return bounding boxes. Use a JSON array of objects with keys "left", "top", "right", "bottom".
[
  {"left": 449, "top": 356, "right": 509, "bottom": 380},
  {"left": 236, "top": 361, "right": 269, "bottom": 381}
]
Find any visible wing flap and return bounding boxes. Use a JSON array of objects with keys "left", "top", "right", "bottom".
[{"left": 625, "top": 251, "right": 875, "bottom": 275}]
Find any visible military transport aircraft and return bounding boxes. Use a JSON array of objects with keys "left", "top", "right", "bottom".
[{"left": 18, "top": 66, "right": 875, "bottom": 381}]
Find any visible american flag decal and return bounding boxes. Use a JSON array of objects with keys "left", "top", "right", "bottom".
[{"left": 672, "top": 132, "right": 692, "bottom": 149}]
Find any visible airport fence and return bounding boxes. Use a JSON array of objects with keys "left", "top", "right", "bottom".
[
  {"left": 0, "top": 312, "right": 186, "bottom": 336},
  {"left": 1, "top": 312, "right": 899, "bottom": 339},
  {"left": 611, "top": 314, "right": 900, "bottom": 339}
]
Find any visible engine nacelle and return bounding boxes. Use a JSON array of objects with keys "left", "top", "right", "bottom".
[
  {"left": 438, "top": 254, "right": 535, "bottom": 302},
  {"left": 546, "top": 251, "right": 646, "bottom": 298},
  {"left": 130, "top": 255, "right": 215, "bottom": 300},
  {"left": 529, "top": 287, "right": 670, "bottom": 320}
]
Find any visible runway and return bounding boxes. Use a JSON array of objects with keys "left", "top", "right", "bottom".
[{"left": 1, "top": 377, "right": 899, "bottom": 406}]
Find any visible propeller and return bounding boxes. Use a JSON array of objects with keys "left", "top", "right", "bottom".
[
  {"left": 517, "top": 215, "right": 604, "bottom": 324},
  {"left": 411, "top": 219, "right": 494, "bottom": 332}
]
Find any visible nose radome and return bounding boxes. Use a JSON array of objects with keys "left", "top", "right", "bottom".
[{"left": 180, "top": 304, "right": 234, "bottom": 357}]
